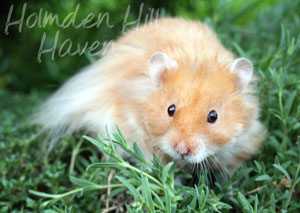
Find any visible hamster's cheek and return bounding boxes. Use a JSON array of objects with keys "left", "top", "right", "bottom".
[
  {"left": 207, "top": 96, "right": 247, "bottom": 146},
  {"left": 142, "top": 92, "right": 171, "bottom": 138},
  {"left": 207, "top": 125, "right": 233, "bottom": 146}
]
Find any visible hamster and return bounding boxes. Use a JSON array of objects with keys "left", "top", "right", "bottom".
[{"left": 36, "top": 18, "right": 266, "bottom": 175}]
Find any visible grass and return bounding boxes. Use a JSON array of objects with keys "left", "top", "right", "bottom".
[{"left": 1, "top": 0, "right": 300, "bottom": 212}]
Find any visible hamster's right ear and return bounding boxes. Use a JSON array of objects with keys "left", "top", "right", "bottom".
[
  {"left": 149, "top": 52, "right": 178, "bottom": 87},
  {"left": 230, "top": 58, "right": 253, "bottom": 90}
]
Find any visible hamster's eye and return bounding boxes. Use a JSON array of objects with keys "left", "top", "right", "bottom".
[
  {"left": 207, "top": 110, "right": 218, "bottom": 123},
  {"left": 168, "top": 104, "right": 176, "bottom": 117}
]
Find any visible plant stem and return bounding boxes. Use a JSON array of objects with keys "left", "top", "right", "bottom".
[
  {"left": 284, "top": 162, "right": 300, "bottom": 209},
  {"left": 70, "top": 139, "right": 83, "bottom": 174},
  {"left": 125, "top": 164, "right": 163, "bottom": 187},
  {"left": 29, "top": 184, "right": 124, "bottom": 199}
]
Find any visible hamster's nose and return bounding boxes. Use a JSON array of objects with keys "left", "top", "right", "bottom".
[{"left": 175, "top": 141, "right": 191, "bottom": 157}]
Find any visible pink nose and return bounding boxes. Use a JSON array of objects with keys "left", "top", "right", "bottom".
[{"left": 175, "top": 141, "right": 191, "bottom": 156}]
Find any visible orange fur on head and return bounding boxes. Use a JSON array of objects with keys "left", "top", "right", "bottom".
[{"left": 142, "top": 58, "right": 252, "bottom": 163}]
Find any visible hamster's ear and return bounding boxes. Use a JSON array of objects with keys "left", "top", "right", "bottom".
[
  {"left": 149, "top": 52, "right": 178, "bottom": 87},
  {"left": 230, "top": 58, "right": 253, "bottom": 90}
]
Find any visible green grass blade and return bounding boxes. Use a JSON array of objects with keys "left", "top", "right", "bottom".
[
  {"left": 273, "top": 164, "right": 292, "bottom": 183},
  {"left": 116, "top": 176, "right": 140, "bottom": 199},
  {"left": 141, "top": 174, "right": 155, "bottom": 212}
]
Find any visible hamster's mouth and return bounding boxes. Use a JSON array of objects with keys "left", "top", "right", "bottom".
[{"left": 179, "top": 152, "right": 215, "bottom": 164}]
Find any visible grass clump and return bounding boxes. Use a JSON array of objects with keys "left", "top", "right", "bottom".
[{"left": 30, "top": 128, "right": 234, "bottom": 212}]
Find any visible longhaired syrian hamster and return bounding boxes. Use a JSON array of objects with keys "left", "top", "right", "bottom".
[{"left": 36, "top": 18, "right": 266, "bottom": 175}]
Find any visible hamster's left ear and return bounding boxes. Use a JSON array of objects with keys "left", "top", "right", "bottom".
[
  {"left": 230, "top": 58, "right": 253, "bottom": 90},
  {"left": 149, "top": 52, "right": 178, "bottom": 87}
]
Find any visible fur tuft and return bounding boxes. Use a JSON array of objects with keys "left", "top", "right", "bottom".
[{"left": 34, "top": 58, "right": 115, "bottom": 150}]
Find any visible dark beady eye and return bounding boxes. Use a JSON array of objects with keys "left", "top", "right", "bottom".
[
  {"left": 168, "top": 104, "right": 176, "bottom": 117},
  {"left": 207, "top": 110, "right": 218, "bottom": 123}
]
